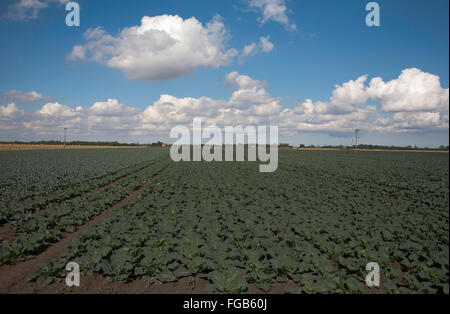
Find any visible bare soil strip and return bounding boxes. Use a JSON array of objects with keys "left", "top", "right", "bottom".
[
  {"left": 0, "top": 165, "right": 170, "bottom": 293},
  {"left": 0, "top": 162, "right": 157, "bottom": 244},
  {"left": 19, "top": 274, "right": 213, "bottom": 294},
  {"left": 4, "top": 272, "right": 294, "bottom": 294},
  {"left": 0, "top": 224, "right": 18, "bottom": 243}
]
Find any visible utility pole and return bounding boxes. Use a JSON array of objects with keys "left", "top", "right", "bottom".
[
  {"left": 64, "top": 128, "right": 68, "bottom": 149},
  {"left": 354, "top": 129, "right": 360, "bottom": 152}
]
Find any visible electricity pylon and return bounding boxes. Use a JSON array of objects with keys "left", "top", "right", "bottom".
[
  {"left": 354, "top": 129, "right": 360, "bottom": 151},
  {"left": 64, "top": 128, "right": 68, "bottom": 149}
]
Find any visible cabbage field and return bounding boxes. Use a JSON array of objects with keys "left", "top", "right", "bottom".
[{"left": 0, "top": 148, "right": 448, "bottom": 294}]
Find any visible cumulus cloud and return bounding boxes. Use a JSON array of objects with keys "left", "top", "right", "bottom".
[
  {"left": 277, "top": 68, "right": 449, "bottom": 134},
  {"left": 225, "top": 71, "right": 267, "bottom": 90},
  {"left": 128, "top": 71, "right": 280, "bottom": 134},
  {"left": 19, "top": 99, "right": 140, "bottom": 134},
  {"left": 3, "top": 90, "right": 49, "bottom": 102},
  {"left": 0, "top": 103, "right": 24, "bottom": 131},
  {"left": 68, "top": 15, "right": 239, "bottom": 81},
  {"left": 276, "top": 75, "right": 371, "bottom": 123},
  {"left": 140, "top": 95, "right": 227, "bottom": 129},
  {"left": 1, "top": 68, "right": 448, "bottom": 140},
  {"left": 89, "top": 99, "right": 139, "bottom": 117},
  {"left": 37, "top": 102, "right": 79, "bottom": 117},
  {"left": 0, "top": 103, "right": 22, "bottom": 118},
  {"left": 88, "top": 100, "right": 140, "bottom": 132},
  {"left": 229, "top": 87, "right": 276, "bottom": 109},
  {"left": 3, "top": 0, "right": 69, "bottom": 20},
  {"left": 247, "top": 0, "right": 296, "bottom": 31},
  {"left": 367, "top": 68, "right": 449, "bottom": 113},
  {"left": 279, "top": 100, "right": 382, "bottom": 135},
  {"left": 392, "top": 111, "right": 443, "bottom": 129},
  {"left": 223, "top": 72, "right": 277, "bottom": 113},
  {"left": 328, "top": 75, "right": 370, "bottom": 114}
]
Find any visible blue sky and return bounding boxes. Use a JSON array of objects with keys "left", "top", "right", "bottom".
[{"left": 0, "top": 0, "right": 448, "bottom": 146}]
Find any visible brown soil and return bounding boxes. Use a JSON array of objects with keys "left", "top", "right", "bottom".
[
  {"left": 0, "top": 224, "right": 18, "bottom": 243},
  {"left": 21, "top": 275, "right": 212, "bottom": 294},
  {"left": 0, "top": 165, "right": 170, "bottom": 294},
  {"left": 3, "top": 271, "right": 296, "bottom": 294}
]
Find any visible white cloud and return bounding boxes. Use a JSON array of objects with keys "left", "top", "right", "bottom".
[
  {"left": 68, "top": 15, "right": 239, "bottom": 81},
  {"left": 89, "top": 114, "right": 139, "bottom": 133},
  {"left": 277, "top": 75, "right": 371, "bottom": 122},
  {"left": 87, "top": 99, "right": 141, "bottom": 132},
  {"left": 224, "top": 72, "right": 275, "bottom": 112},
  {"left": 3, "top": 0, "right": 69, "bottom": 20},
  {"left": 37, "top": 102, "right": 79, "bottom": 117},
  {"left": 373, "top": 111, "right": 448, "bottom": 134},
  {"left": 21, "top": 99, "right": 140, "bottom": 134},
  {"left": 0, "top": 103, "right": 22, "bottom": 117},
  {"left": 277, "top": 68, "right": 449, "bottom": 134},
  {"left": 248, "top": 0, "right": 296, "bottom": 31},
  {"left": 329, "top": 75, "right": 370, "bottom": 113},
  {"left": 141, "top": 94, "right": 227, "bottom": 127},
  {"left": 89, "top": 99, "right": 138, "bottom": 116},
  {"left": 68, "top": 45, "right": 85, "bottom": 60},
  {"left": 240, "top": 36, "right": 274, "bottom": 62},
  {"left": 0, "top": 103, "right": 24, "bottom": 131},
  {"left": 3, "top": 90, "right": 49, "bottom": 102},
  {"left": 229, "top": 87, "right": 275, "bottom": 109},
  {"left": 242, "top": 43, "right": 258, "bottom": 58},
  {"left": 138, "top": 71, "right": 280, "bottom": 132},
  {"left": 367, "top": 68, "right": 449, "bottom": 113},
  {"left": 2, "top": 68, "right": 448, "bottom": 140},
  {"left": 260, "top": 36, "right": 274, "bottom": 52},
  {"left": 279, "top": 101, "right": 382, "bottom": 134},
  {"left": 225, "top": 71, "right": 266, "bottom": 90},
  {"left": 31, "top": 102, "right": 83, "bottom": 132}
]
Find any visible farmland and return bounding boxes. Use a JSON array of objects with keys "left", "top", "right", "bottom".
[{"left": 0, "top": 148, "right": 448, "bottom": 294}]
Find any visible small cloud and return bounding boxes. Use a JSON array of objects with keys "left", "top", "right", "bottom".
[
  {"left": 247, "top": 0, "right": 296, "bottom": 31},
  {"left": 225, "top": 71, "right": 267, "bottom": 90},
  {"left": 239, "top": 36, "right": 274, "bottom": 63},
  {"left": 67, "top": 45, "right": 86, "bottom": 61},
  {"left": 259, "top": 36, "right": 274, "bottom": 52},
  {"left": 2, "top": 0, "right": 69, "bottom": 21},
  {"left": 3, "top": 90, "right": 50, "bottom": 102},
  {"left": 242, "top": 42, "right": 258, "bottom": 58}
]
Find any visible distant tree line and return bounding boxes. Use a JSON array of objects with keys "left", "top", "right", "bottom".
[
  {"left": 150, "top": 141, "right": 167, "bottom": 147},
  {"left": 0, "top": 141, "right": 144, "bottom": 147},
  {"left": 1, "top": 141, "right": 447, "bottom": 151},
  {"left": 357, "top": 144, "right": 449, "bottom": 151},
  {"left": 298, "top": 144, "right": 449, "bottom": 151}
]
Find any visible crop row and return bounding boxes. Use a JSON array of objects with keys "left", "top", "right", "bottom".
[
  {"left": 26, "top": 151, "right": 449, "bottom": 293},
  {"left": 0, "top": 158, "right": 166, "bottom": 227},
  {"left": 0, "top": 148, "right": 168, "bottom": 202},
  {"left": 0, "top": 158, "right": 171, "bottom": 265}
]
